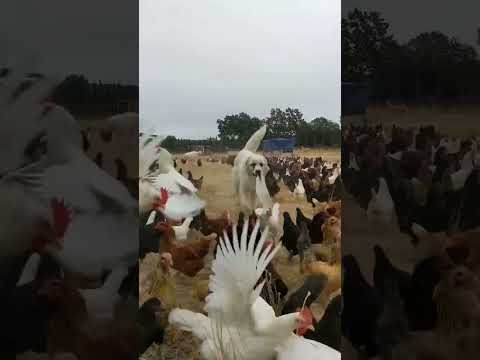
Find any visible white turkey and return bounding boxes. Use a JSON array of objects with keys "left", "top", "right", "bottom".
[{"left": 169, "top": 220, "right": 339, "bottom": 359}]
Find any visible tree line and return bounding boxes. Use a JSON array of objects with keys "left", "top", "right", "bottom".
[
  {"left": 163, "top": 108, "right": 340, "bottom": 153},
  {"left": 343, "top": 9, "right": 480, "bottom": 103},
  {"left": 51, "top": 74, "right": 138, "bottom": 115}
]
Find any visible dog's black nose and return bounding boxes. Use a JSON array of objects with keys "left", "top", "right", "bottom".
[{"left": 255, "top": 170, "right": 261, "bottom": 176}]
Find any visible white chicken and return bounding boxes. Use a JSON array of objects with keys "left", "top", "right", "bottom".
[
  {"left": 79, "top": 262, "right": 130, "bottom": 320},
  {"left": 30, "top": 106, "right": 137, "bottom": 278},
  {"left": 293, "top": 178, "right": 306, "bottom": 199},
  {"left": 450, "top": 149, "right": 475, "bottom": 191},
  {"left": 0, "top": 76, "right": 66, "bottom": 266},
  {"left": 169, "top": 220, "right": 339, "bottom": 360},
  {"left": 366, "top": 177, "right": 396, "bottom": 225},
  {"left": 172, "top": 216, "right": 193, "bottom": 241},
  {"left": 184, "top": 150, "right": 203, "bottom": 158},
  {"left": 348, "top": 153, "right": 360, "bottom": 171},
  {"left": 144, "top": 144, "right": 205, "bottom": 221},
  {"left": 102, "top": 112, "right": 138, "bottom": 141},
  {"left": 255, "top": 202, "right": 281, "bottom": 239},
  {"left": 328, "top": 168, "right": 340, "bottom": 185}
]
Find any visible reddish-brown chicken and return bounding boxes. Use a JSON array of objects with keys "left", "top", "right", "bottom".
[
  {"left": 155, "top": 222, "right": 205, "bottom": 277},
  {"left": 46, "top": 281, "right": 137, "bottom": 360},
  {"left": 188, "top": 230, "right": 217, "bottom": 258},
  {"left": 192, "top": 209, "right": 232, "bottom": 237}
]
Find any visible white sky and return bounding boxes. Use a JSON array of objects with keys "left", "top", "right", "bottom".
[
  {"left": 140, "top": 0, "right": 341, "bottom": 138},
  {"left": 343, "top": 0, "right": 479, "bottom": 49}
]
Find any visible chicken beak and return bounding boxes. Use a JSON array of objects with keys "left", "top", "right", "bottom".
[{"left": 307, "top": 325, "right": 315, "bottom": 332}]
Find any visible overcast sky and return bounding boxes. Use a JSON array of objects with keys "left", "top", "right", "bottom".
[
  {"left": 0, "top": 1, "right": 138, "bottom": 84},
  {"left": 140, "top": 0, "right": 341, "bottom": 139},
  {"left": 343, "top": 0, "right": 479, "bottom": 49}
]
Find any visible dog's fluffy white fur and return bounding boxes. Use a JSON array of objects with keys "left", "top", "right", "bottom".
[{"left": 232, "top": 125, "right": 270, "bottom": 214}]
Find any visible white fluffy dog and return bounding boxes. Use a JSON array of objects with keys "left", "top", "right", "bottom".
[{"left": 232, "top": 125, "right": 271, "bottom": 214}]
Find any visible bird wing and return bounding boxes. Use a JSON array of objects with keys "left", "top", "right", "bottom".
[
  {"left": 205, "top": 220, "right": 281, "bottom": 330},
  {"left": 151, "top": 168, "right": 197, "bottom": 195},
  {"left": 139, "top": 136, "right": 163, "bottom": 177},
  {"left": 2, "top": 156, "right": 49, "bottom": 194},
  {"left": 250, "top": 295, "right": 277, "bottom": 333},
  {"left": 43, "top": 150, "right": 136, "bottom": 212}
]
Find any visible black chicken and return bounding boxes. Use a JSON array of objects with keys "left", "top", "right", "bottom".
[
  {"left": 265, "top": 170, "right": 280, "bottom": 197},
  {"left": 373, "top": 245, "right": 412, "bottom": 300},
  {"left": 305, "top": 294, "right": 342, "bottom": 351},
  {"left": 309, "top": 211, "right": 329, "bottom": 243},
  {"left": 297, "top": 221, "right": 312, "bottom": 269},
  {"left": 280, "top": 212, "right": 300, "bottom": 260},
  {"left": 282, "top": 274, "right": 327, "bottom": 315},
  {"left": 138, "top": 298, "right": 167, "bottom": 355},
  {"left": 342, "top": 255, "right": 383, "bottom": 357},
  {"left": 296, "top": 207, "right": 312, "bottom": 227},
  {"left": 403, "top": 255, "right": 452, "bottom": 330}
]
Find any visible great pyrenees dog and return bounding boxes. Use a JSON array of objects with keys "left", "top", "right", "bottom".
[{"left": 232, "top": 125, "right": 272, "bottom": 214}]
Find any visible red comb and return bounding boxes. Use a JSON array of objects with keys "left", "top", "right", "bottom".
[
  {"left": 296, "top": 307, "right": 315, "bottom": 336},
  {"left": 160, "top": 188, "right": 169, "bottom": 207},
  {"left": 153, "top": 188, "right": 169, "bottom": 211},
  {"left": 51, "top": 198, "right": 72, "bottom": 238}
]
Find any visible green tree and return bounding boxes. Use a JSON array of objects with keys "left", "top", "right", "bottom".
[
  {"left": 161, "top": 135, "right": 177, "bottom": 151},
  {"left": 342, "top": 9, "right": 396, "bottom": 81},
  {"left": 216, "top": 112, "right": 263, "bottom": 148},
  {"left": 297, "top": 117, "right": 340, "bottom": 147},
  {"left": 265, "top": 108, "right": 304, "bottom": 138}
]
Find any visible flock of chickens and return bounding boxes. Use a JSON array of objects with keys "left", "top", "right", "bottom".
[
  {"left": 138, "top": 132, "right": 343, "bottom": 359},
  {"left": 341, "top": 122, "right": 480, "bottom": 359},
  {"left": 4, "top": 72, "right": 478, "bottom": 360},
  {"left": 1, "top": 74, "right": 145, "bottom": 360}
]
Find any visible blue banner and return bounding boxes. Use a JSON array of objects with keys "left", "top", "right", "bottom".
[{"left": 262, "top": 138, "right": 295, "bottom": 152}]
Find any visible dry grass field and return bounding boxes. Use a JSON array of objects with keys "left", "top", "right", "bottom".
[
  {"left": 364, "top": 105, "right": 480, "bottom": 136},
  {"left": 140, "top": 147, "right": 341, "bottom": 360}
]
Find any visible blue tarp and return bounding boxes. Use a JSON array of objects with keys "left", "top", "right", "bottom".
[
  {"left": 342, "top": 82, "right": 370, "bottom": 115},
  {"left": 262, "top": 138, "right": 295, "bottom": 152}
]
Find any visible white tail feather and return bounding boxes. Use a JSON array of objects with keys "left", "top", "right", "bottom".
[{"left": 243, "top": 125, "right": 267, "bottom": 152}]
